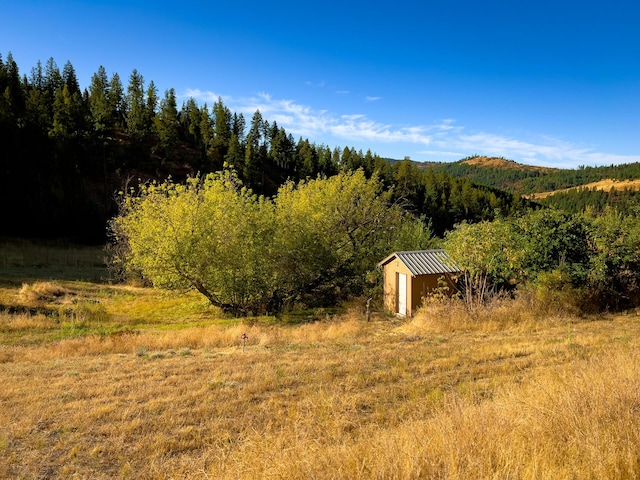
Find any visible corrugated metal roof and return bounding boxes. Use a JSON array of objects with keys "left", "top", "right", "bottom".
[{"left": 379, "top": 249, "right": 461, "bottom": 277}]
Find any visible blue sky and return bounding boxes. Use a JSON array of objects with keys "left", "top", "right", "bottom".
[{"left": 3, "top": 0, "right": 639, "bottom": 168}]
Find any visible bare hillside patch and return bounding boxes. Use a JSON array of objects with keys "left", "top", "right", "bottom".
[{"left": 528, "top": 178, "right": 640, "bottom": 199}]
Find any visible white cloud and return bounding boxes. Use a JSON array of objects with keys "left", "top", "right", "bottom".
[
  {"left": 180, "top": 88, "right": 640, "bottom": 167},
  {"left": 181, "top": 88, "right": 226, "bottom": 103},
  {"left": 365, "top": 96, "right": 382, "bottom": 102}
]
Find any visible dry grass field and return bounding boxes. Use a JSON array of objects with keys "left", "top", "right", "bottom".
[
  {"left": 526, "top": 178, "right": 640, "bottom": 200},
  {"left": 1, "top": 242, "right": 640, "bottom": 479}
]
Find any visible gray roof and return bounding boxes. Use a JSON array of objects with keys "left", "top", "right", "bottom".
[{"left": 378, "top": 249, "right": 461, "bottom": 277}]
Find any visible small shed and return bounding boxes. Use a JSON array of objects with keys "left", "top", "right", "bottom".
[{"left": 378, "top": 249, "right": 460, "bottom": 317}]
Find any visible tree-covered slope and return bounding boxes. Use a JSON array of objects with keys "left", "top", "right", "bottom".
[
  {"left": 426, "top": 155, "right": 640, "bottom": 195},
  {"left": 0, "top": 54, "right": 532, "bottom": 243}
]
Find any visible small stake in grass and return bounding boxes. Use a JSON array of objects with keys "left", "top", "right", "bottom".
[
  {"left": 241, "top": 333, "right": 248, "bottom": 352},
  {"left": 366, "top": 297, "right": 371, "bottom": 322}
]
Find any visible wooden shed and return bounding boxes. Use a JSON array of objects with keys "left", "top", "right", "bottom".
[{"left": 378, "top": 249, "right": 460, "bottom": 317}]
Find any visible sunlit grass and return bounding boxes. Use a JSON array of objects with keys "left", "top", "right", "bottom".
[{"left": 2, "top": 242, "right": 640, "bottom": 478}]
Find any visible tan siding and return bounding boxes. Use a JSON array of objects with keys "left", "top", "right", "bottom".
[{"left": 382, "top": 259, "right": 412, "bottom": 315}]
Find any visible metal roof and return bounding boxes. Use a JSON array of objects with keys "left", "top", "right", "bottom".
[{"left": 378, "top": 249, "right": 461, "bottom": 277}]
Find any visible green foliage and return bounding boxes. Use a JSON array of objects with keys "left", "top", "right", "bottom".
[
  {"left": 527, "top": 269, "right": 586, "bottom": 316},
  {"left": 444, "top": 207, "right": 640, "bottom": 313},
  {"left": 273, "top": 170, "right": 431, "bottom": 307},
  {"left": 114, "top": 169, "right": 432, "bottom": 315},
  {"left": 116, "top": 169, "right": 274, "bottom": 315},
  {"left": 539, "top": 187, "right": 640, "bottom": 216},
  {"left": 585, "top": 208, "right": 640, "bottom": 310}
]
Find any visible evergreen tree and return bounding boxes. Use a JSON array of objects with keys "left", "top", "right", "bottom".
[
  {"left": 224, "top": 133, "right": 244, "bottom": 171},
  {"left": 231, "top": 112, "right": 245, "bottom": 141},
  {"left": 145, "top": 79, "right": 158, "bottom": 133},
  {"left": 180, "top": 97, "right": 201, "bottom": 146},
  {"left": 43, "top": 57, "right": 62, "bottom": 95},
  {"left": 296, "top": 138, "right": 317, "bottom": 179},
  {"left": 244, "top": 110, "right": 266, "bottom": 188},
  {"left": 155, "top": 88, "right": 179, "bottom": 150},
  {"left": 125, "top": 69, "right": 147, "bottom": 141},
  {"left": 29, "top": 60, "right": 44, "bottom": 92},
  {"left": 109, "top": 72, "right": 125, "bottom": 129},
  {"left": 211, "top": 98, "right": 232, "bottom": 168},
  {"left": 88, "top": 65, "right": 112, "bottom": 134},
  {"left": 62, "top": 61, "right": 80, "bottom": 96},
  {"left": 198, "top": 102, "right": 214, "bottom": 162}
]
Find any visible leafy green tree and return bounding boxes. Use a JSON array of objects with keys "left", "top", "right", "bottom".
[
  {"left": 115, "top": 170, "right": 276, "bottom": 315},
  {"left": 114, "top": 169, "right": 431, "bottom": 315},
  {"left": 586, "top": 208, "right": 640, "bottom": 309},
  {"left": 515, "top": 209, "right": 590, "bottom": 285},
  {"left": 272, "top": 170, "right": 431, "bottom": 307},
  {"left": 444, "top": 218, "right": 523, "bottom": 308}
]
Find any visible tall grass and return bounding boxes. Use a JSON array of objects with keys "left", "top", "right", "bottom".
[
  {"left": 2, "top": 253, "right": 640, "bottom": 478},
  {"left": 2, "top": 303, "right": 639, "bottom": 478}
]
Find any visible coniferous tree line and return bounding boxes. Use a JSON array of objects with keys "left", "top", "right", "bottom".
[
  {"left": 1, "top": 53, "right": 532, "bottom": 243},
  {"left": 537, "top": 187, "right": 640, "bottom": 216}
]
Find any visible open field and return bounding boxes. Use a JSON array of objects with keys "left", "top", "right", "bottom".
[
  {"left": 1, "top": 244, "right": 640, "bottom": 479},
  {"left": 526, "top": 178, "right": 640, "bottom": 200}
]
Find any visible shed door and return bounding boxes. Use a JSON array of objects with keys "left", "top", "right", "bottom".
[{"left": 397, "top": 273, "right": 407, "bottom": 316}]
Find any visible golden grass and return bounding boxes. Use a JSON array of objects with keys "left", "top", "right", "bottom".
[
  {"left": 2, "top": 263, "right": 640, "bottom": 479},
  {"left": 527, "top": 178, "right": 640, "bottom": 200},
  {"left": 2, "top": 290, "right": 640, "bottom": 478}
]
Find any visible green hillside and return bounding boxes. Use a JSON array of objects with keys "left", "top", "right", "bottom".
[{"left": 421, "top": 155, "right": 640, "bottom": 214}]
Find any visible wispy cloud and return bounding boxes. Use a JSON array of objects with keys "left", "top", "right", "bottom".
[
  {"left": 181, "top": 88, "right": 227, "bottom": 104},
  {"left": 365, "top": 96, "right": 382, "bottom": 102},
  {"left": 181, "top": 88, "right": 640, "bottom": 167}
]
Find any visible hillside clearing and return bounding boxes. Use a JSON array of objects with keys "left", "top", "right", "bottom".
[{"left": 527, "top": 178, "right": 640, "bottom": 199}]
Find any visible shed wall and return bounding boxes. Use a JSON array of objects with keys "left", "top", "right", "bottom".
[{"left": 382, "top": 258, "right": 413, "bottom": 315}]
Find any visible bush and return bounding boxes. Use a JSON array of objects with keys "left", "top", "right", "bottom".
[{"left": 519, "top": 269, "right": 586, "bottom": 317}]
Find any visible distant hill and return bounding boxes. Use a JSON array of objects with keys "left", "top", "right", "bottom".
[
  {"left": 408, "top": 155, "right": 640, "bottom": 215},
  {"left": 417, "top": 155, "right": 640, "bottom": 194}
]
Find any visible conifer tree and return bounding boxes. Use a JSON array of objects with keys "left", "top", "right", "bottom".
[
  {"left": 210, "top": 98, "right": 232, "bottom": 167},
  {"left": 89, "top": 65, "right": 112, "bottom": 134},
  {"left": 125, "top": 69, "right": 147, "bottom": 141},
  {"left": 109, "top": 72, "right": 125, "bottom": 129},
  {"left": 145, "top": 80, "right": 158, "bottom": 133},
  {"left": 62, "top": 61, "right": 80, "bottom": 95},
  {"left": 155, "top": 88, "right": 179, "bottom": 150},
  {"left": 43, "top": 57, "right": 62, "bottom": 95}
]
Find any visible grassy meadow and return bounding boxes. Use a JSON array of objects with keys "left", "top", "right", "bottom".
[{"left": 1, "top": 241, "right": 640, "bottom": 479}]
